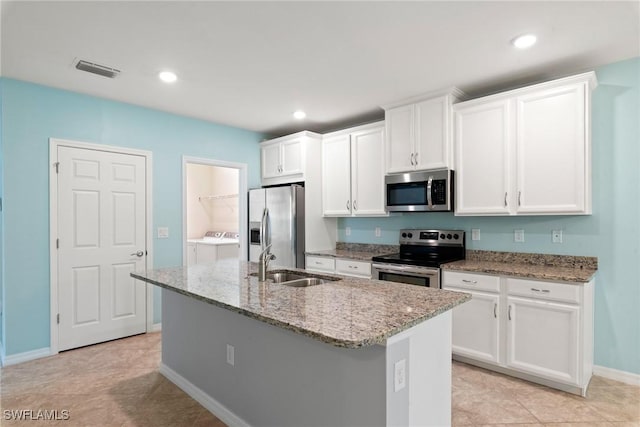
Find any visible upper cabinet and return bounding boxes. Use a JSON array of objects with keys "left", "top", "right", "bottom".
[
  {"left": 382, "top": 89, "right": 464, "bottom": 173},
  {"left": 454, "top": 72, "right": 597, "bottom": 216},
  {"left": 322, "top": 122, "right": 387, "bottom": 217},
  {"left": 260, "top": 131, "right": 321, "bottom": 186}
]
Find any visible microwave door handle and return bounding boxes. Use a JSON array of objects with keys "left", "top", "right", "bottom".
[{"left": 426, "top": 175, "right": 433, "bottom": 210}]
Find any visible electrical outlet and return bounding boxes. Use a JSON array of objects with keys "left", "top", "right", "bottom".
[
  {"left": 226, "top": 344, "right": 235, "bottom": 366},
  {"left": 375, "top": 227, "right": 381, "bottom": 237},
  {"left": 552, "top": 230, "right": 563, "bottom": 243},
  {"left": 345, "top": 227, "right": 351, "bottom": 236},
  {"left": 471, "top": 229, "right": 481, "bottom": 241},
  {"left": 394, "top": 359, "right": 406, "bottom": 392},
  {"left": 157, "top": 227, "right": 169, "bottom": 239},
  {"left": 514, "top": 229, "right": 525, "bottom": 243}
]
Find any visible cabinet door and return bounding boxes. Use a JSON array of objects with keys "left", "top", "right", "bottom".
[
  {"left": 261, "top": 143, "right": 281, "bottom": 179},
  {"left": 516, "top": 83, "right": 587, "bottom": 214},
  {"left": 415, "top": 96, "right": 449, "bottom": 170},
  {"left": 217, "top": 244, "right": 239, "bottom": 260},
  {"left": 187, "top": 243, "right": 197, "bottom": 266},
  {"left": 455, "top": 99, "right": 512, "bottom": 215},
  {"left": 445, "top": 287, "right": 501, "bottom": 364},
  {"left": 196, "top": 243, "right": 217, "bottom": 264},
  {"left": 385, "top": 105, "right": 415, "bottom": 173},
  {"left": 506, "top": 296, "right": 579, "bottom": 385},
  {"left": 280, "top": 138, "right": 304, "bottom": 176},
  {"left": 322, "top": 135, "right": 352, "bottom": 216},
  {"left": 351, "top": 126, "right": 386, "bottom": 216}
]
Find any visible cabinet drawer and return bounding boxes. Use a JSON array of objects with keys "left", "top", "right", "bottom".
[
  {"left": 335, "top": 258, "right": 371, "bottom": 277},
  {"left": 306, "top": 256, "right": 335, "bottom": 272},
  {"left": 507, "top": 278, "right": 580, "bottom": 304},
  {"left": 442, "top": 271, "right": 500, "bottom": 292}
]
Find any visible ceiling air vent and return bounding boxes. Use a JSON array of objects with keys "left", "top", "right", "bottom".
[{"left": 75, "top": 60, "right": 121, "bottom": 78}]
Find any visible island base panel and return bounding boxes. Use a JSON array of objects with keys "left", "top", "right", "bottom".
[{"left": 161, "top": 288, "right": 451, "bottom": 427}]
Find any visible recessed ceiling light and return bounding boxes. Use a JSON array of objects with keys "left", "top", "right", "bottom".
[
  {"left": 158, "top": 71, "right": 177, "bottom": 83},
  {"left": 512, "top": 34, "right": 537, "bottom": 49},
  {"left": 293, "top": 110, "right": 306, "bottom": 120}
]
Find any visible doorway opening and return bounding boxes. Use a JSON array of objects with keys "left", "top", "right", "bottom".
[{"left": 182, "top": 157, "right": 247, "bottom": 266}]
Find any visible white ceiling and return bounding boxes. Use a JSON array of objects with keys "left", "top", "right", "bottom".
[{"left": 2, "top": 1, "right": 639, "bottom": 137}]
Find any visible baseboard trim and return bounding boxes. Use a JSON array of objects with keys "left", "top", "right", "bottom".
[
  {"left": 0, "top": 340, "right": 5, "bottom": 366},
  {"left": 149, "top": 323, "right": 162, "bottom": 333},
  {"left": 593, "top": 365, "right": 640, "bottom": 386},
  {"left": 159, "top": 363, "right": 250, "bottom": 427},
  {"left": 1, "top": 346, "right": 52, "bottom": 366}
]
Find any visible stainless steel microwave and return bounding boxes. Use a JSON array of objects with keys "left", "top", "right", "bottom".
[{"left": 385, "top": 169, "right": 454, "bottom": 212}]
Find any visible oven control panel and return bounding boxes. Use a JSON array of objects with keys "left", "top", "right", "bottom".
[{"left": 399, "top": 229, "right": 465, "bottom": 246}]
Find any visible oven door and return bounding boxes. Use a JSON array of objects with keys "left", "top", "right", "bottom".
[{"left": 371, "top": 263, "right": 440, "bottom": 289}]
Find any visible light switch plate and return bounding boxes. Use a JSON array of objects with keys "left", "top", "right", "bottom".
[
  {"left": 345, "top": 227, "right": 351, "bottom": 236},
  {"left": 157, "top": 227, "right": 169, "bottom": 239},
  {"left": 375, "top": 227, "right": 381, "bottom": 237},
  {"left": 471, "top": 229, "right": 480, "bottom": 241},
  {"left": 514, "top": 229, "right": 525, "bottom": 243}
]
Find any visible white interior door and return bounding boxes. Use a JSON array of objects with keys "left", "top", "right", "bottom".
[{"left": 57, "top": 146, "right": 147, "bottom": 351}]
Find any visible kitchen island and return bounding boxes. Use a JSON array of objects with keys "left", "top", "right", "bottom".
[{"left": 132, "top": 260, "right": 470, "bottom": 427}]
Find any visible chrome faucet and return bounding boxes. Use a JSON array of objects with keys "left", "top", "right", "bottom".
[{"left": 258, "top": 244, "right": 276, "bottom": 281}]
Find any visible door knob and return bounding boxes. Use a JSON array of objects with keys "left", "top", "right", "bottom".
[{"left": 131, "top": 250, "right": 144, "bottom": 257}]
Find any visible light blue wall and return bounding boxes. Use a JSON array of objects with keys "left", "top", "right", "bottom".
[
  {"left": 340, "top": 57, "right": 640, "bottom": 375},
  {"left": 0, "top": 78, "right": 262, "bottom": 356}
]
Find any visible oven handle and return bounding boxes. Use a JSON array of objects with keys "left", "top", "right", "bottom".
[{"left": 372, "top": 263, "right": 439, "bottom": 278}]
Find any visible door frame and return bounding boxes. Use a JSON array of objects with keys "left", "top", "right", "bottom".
[
  {"left": 182, "top": 156, "right": 248, "bottom": 265},
  {"left": 49, "top": 138, "right": 154, "bottom": 355}
]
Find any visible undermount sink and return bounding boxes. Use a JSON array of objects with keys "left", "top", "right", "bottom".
[{"left": 250, "top": 270, "right": 340, "bottom": 287}]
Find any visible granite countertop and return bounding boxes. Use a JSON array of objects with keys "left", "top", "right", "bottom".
[
  {"left": 442, "top": 250, "right": 598, "bottom": 283},
  {"left": 306, "top": 243, "right": 398, "bottom": 261},
  {"left": 132, "top": 260, "right": 469, "bottom": 348}
]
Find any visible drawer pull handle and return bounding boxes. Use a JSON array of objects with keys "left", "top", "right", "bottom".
[
  {"left": 541, "top": 289, "right": 550, "bottom": 293},
  {"left": 462, "top": 279, "right": 477, "bottom": 284},
  {"left": 508, "top": 305, "right": 512, "bottom": 321},
  {"left": 531, "top": 287, "right": 541, "bottom": 292},
  {"left": 493, "top": 303, "right": 497, "bottom": 319},
  {"left": 315, "top": 261, "right": 322, "bottom": 265}
]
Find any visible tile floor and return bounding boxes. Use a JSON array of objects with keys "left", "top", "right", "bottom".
[{"left": 0, "top": 332, "right": 638, "bottom": 426}]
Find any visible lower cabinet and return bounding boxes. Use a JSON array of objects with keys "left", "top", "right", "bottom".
[
  {"left": 196, "top": 243, "right": 218, "bottom": 264},
  {"left": 187, "top": 243, "right": 197, "bottom": 266},
  {"left": 442, "top": 271, "right": 593, "bottom": 395},
  {"left": 306, "top": 255, "right": 371, "bottom": 278}
]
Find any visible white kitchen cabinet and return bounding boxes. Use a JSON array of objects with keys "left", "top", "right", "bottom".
[
  {"left": 261, "top": 131, "right": 320, "bottom": 185},
  {"left": 187, "top": 243, "right": 197, "bottom": 266},
  {"left": 217, "top": 243, "right": 239, "bottom": 260},
  {"left": 306, "top": 254, "right": 371, "bottom": 278},
  {"left": 443, "top": 271, "right": 501, "bottom": 364},
  {"left": 322, "top": 122, "right": 386, "bottom": 217},
  {"left": 383, "top": 90, "right": 463, "bottom": 173},
  {"left": 454, "top": 72, "right": 597, "bottom": 216},
  {"left": 442, "top": 270, "right": 593, "bottom": 396},
  {"left": 506, "top": 295, "right": 579, "bottom": 385},
  {"left": 196, "top": 243, "right": 217, "bottom": 264}
]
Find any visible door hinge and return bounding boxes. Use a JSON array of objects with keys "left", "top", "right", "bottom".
[
  {"left": 54, "top": 162, "right": 60, "bottom": 174},
  {"left": 56, "top": 238, "right": 59, "bottom": 249},
  {"left": 57, "top": 314, "right": 60, "bottom": 324}
]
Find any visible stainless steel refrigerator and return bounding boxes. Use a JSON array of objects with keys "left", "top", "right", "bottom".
[{"left": 248, "top": 185, "right": 305, "bottom": 268}]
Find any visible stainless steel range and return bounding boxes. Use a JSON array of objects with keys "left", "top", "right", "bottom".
[{"left": 371, "top": 229, "right": 465, "bottom": 289}]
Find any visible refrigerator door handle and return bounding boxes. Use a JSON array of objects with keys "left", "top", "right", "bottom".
[
  {"left": 265, "top": 207, "right": 272, "bottom": 248},
  {"left": 260, "top": 208, "right": 267, "bottom": 252}
]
